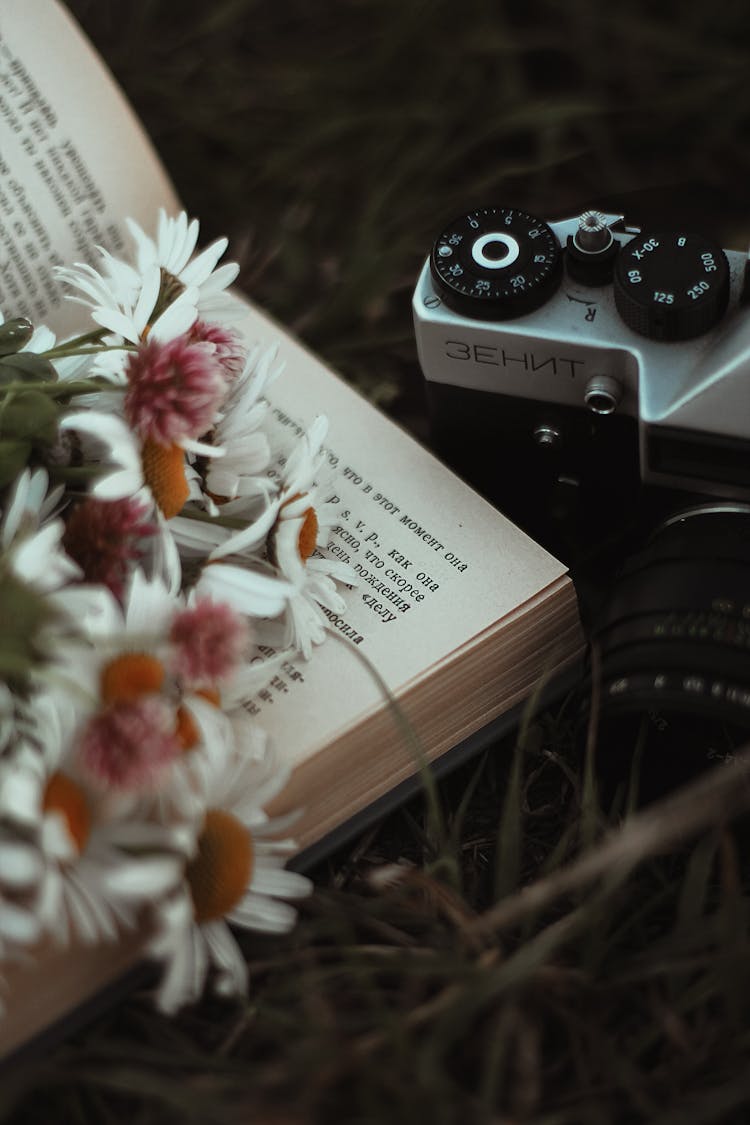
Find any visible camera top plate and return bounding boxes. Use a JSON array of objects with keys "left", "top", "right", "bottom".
[
  {"left": 414, "top": 207, "right": 750, "bottom": 499},
  {"left": 415, "top": 211, "right": 749, "bottom": 433}
]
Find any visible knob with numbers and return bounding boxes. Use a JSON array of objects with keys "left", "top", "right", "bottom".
[
  {"left": 613, "top": 230, "right": 730, "bottom": 341},
  {"left": 429, "top": 206, "right": 563, "bottom": 320}
]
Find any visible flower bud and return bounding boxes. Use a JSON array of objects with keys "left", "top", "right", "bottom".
[{"left": 0, "top": 317, "right": 34, "bottom": 357}]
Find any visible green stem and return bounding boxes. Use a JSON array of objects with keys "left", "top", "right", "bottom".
[
  {"left": 48, "top": 379, "right": 115, "bottom": 398},
  {"left": 0, "top": 388, "right": 14, "bottom": 431},
  {"left": 178, "top": 505, "right": 250, "bottom": 531},
  {"left": 42, "top": 343, "right": 137, "bottom": 360},
  {"left": 0, "top": 378, "right": 124, "bottom": 401},
  {"left": 40, "top": 328, "right": 108, "bottom": 356},
  {"left": 50, "top": 465, "right": 103, "bottom": 483}
]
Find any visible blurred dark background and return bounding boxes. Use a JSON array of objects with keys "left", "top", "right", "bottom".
[{"left": 65, "top": 0, "right": 750, "bottom": 437}]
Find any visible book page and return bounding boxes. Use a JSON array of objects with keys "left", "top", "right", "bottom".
[
  {"left": 0, "top": 0, "right": 575, "bottom": 791},
  {"left": 0, "top": 0, "right": 179, "bottom": 336},
  {"left": 227, "top": 295, "right": 572, "bottom": 770}
]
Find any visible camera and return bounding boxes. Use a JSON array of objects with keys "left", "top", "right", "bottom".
[{"left": 413, "top": 205, "right": 750, "bottom": 797}]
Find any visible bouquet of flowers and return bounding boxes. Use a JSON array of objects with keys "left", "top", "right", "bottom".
[{"left": 0, "top": 212, "right": 354, "bottom": 1014}]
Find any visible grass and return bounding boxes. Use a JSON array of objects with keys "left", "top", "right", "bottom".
[
  {"left": 4, "top": 0, "right": 750, "bottom": 1120},
  {"left": 4, "top": 721, "right": 750, "bottom": 1123}
]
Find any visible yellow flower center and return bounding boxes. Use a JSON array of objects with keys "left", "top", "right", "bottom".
[
  {"left": 141, "top": 439, "right": 189, "bottom": 519},
  {"left": 101, "top": 652, "right": 165, "bottom": 704},
  {"left": 43, "top": 772, "right": 91, "bottom": 855},
  {"left": 186, "top": 808, "right": 254, "bottom": 923}
]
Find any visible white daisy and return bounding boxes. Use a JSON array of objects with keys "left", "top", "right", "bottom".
[
  {"left": 36, "top": 801, "right": 185, "bottom": 949},
  {"left": 0, "top": 738, "right": 47, "bottom": 959},
  {"left": 31, "top": 571, "right": 189, "bottom": 797},
  {"left": 1, "top": 466, "right": 61, "bottom": 540},
  {"left": 0, "top": 470, "right": 105, "bottom": 646},
  {"left": 138, "top": 637, "right": 290, "bottom": 823},
  {"left": 0, "top": 467, "right": 69, "bottom": 581},
  {"left": 173, "top": 415, "right": 331, "bottom": 568},
  {"left": 184, "top": 341, "right": 285, "bottom": 514},
  {"left": 193, "top": 559, "right": 292, "bottom": 620},
  {"left": 55, "top": 209, "right": 239, "bottom": 393},
  {"left": 58, "top": 327, "right": 238, "bottom": 527},
  {"left": 56, "top": 255, "right": 201, "bottom": 354},
  {"left": 126, "top": 209, "right": 240, "bottom": 324},
  {"left": 146, "top": 738, "right": 311, "bottom": 1013},
  {"left": 266, "top": 558, "right": 353, "bottom": 661},
  {"left": 36, "top": 568, "right": 288, "bottom": 812},
  {"left": 174, "top": 414, "right": 354, "bottom": 658},
  {"left": 0, "top": 722, "right": 185, "bottom": 952},
  {"left": 169, "top": 486, "right": 282, "bottom": 562},
  {"left": 58, "top": 410, "right": 145, "bottom": 501},
  {"left": 265, "top": 417, "right": 357, "bottom": 658}
]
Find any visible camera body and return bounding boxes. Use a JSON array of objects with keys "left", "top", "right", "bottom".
[
  {"left": 414, "top": 206, "right": 750, "bottom": 796},
  {"left": 413, "top": 206, "right": 750, "bottom": 574}
]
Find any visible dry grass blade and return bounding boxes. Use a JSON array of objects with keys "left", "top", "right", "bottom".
[{"left": 469, "top": 745, "right": 750, "bottom": 940}]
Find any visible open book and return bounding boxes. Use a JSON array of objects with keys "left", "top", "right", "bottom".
[{"left": 0, "top": 0, "right": 584, "bottom": 1059}]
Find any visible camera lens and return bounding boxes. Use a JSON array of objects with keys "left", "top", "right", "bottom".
[{"left": 581, "top": 505, "right": 750, "bottom": 801}]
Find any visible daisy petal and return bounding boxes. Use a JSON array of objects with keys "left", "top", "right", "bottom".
[
  {"left": 203, "top": 919, "right": 248, "bottom": 997},
  {"left": 104, "top": 856, "right": 182, "bottom": 899},
  {"left": 231, "top": 892, "right": 299, "bottom": 934},
  {"left": 0, "top": 899, "right": 41, "bottom": 944},
  {"left": 180, "top": 238, "right": 229, "bottom": 287},
  {"left": 196, "top": 563, "right": 291, "bottom": 618}
]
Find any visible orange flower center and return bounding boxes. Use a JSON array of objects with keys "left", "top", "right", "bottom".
[
  {"left": 175, "top": 689, "right": 222, "bottom": 753},
  {"left": 197, "top": 686, "right": 222, "bottom": 707},
  {"left": 43, "top": 772, "right": 91, "bottom": 855},
  {"left": 141, "top": 439, "right": 189, "bottom": 519},
  {"left": 297, "top": 505, "right": 319, "bottom": 562},
  {"left": 101, "top": 652, "right": 165, "bottom": 704},
  {"left": 206, "top": 489, "right": 229, "bottom": 506},
  {"left": 175, "top": 705, "right": 200, "bottom": 751},
  {"left": 278, "top": 493, "right": 318, "bottom": 562},
  {"left": 186, "top": 808, "right": 254, "bottom": 923}
]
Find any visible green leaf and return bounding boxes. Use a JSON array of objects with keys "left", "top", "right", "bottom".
[
  {"left": 0, "top": 439, "right": 32, "bottom": 487},
  {"left": 0, "top": 574, "right": 56, "bottom": 685},
  {"left": 0, "top": 317, "right": 34, "bottom": 356},
  {"left": 0, "top": 352, "right": 57, "bottom": 384},
  {"left": 0, "top": 389, "right": 60, "bottom": 446}
]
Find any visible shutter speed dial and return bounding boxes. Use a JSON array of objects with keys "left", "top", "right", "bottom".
[
  {"left": 430, "top": 207, "right": 563, "bottom": 320},
  {"left": 613, "top": 230, "right": 730, "bottom": 341}
]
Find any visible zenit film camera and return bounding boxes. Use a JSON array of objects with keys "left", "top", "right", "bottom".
[{"left": 413, "top": 205, "right": 750, "bottom": 796}]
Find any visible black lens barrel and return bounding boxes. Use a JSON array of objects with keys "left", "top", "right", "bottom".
[{"left": 582, "top": 507, "right": 750, "bottom": 799}]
